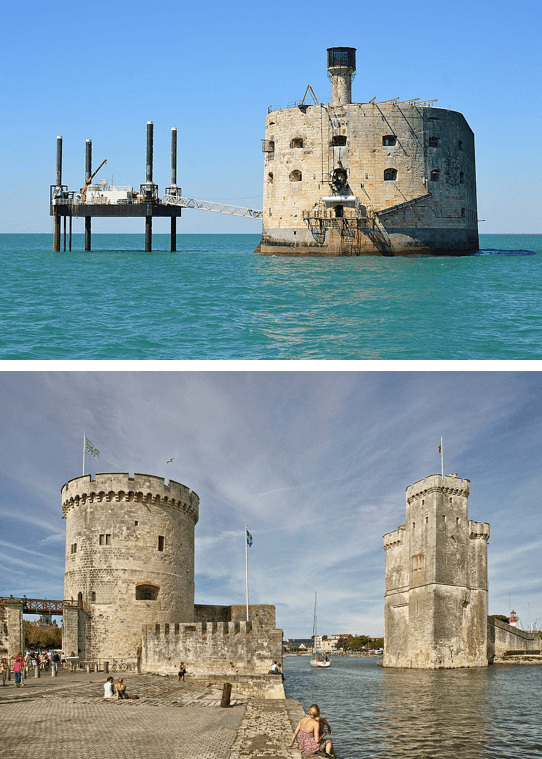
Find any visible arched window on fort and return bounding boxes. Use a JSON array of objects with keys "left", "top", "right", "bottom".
[
  {"left": 289, "top": 170, "right": 302, "bottom": 182},
  {"left": 430, "top": 170, "right": 440, "bottom": 182},
  {"left": 335, "top": 205, "right": 344, "bottom": 218},
  {"left": 384, "top": 168, "right": 397, "bottom": 181},
  {"left": 268, "top": 172, "right": 273, "bottom": 183},
  {"left": 460, "top": 171, "right": 464, "bottom": 184},
  {"left": 331, "top": 135, "right": 347, "bottom": 147},
  {"left": 428, "top": 136, "right": 439, "bottom": 148},
  {"left": 77, "top": 592, "right": 83, "bottom": 603},
  {"left": 382, "top": 135, "right": 397, "bottom": 147},
  {"left": 291, "top": 137, "right": 303, "bottom": 148},
  {"left": 136, "top": 584, "right": 160, "bottom": 601}
]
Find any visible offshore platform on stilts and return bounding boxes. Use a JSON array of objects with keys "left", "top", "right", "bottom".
[{"left": 50, "top": 122, "right": 262, "bottom": 252}]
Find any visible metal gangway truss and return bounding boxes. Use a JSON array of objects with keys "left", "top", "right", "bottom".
[{"left": 162, "top": 194, "right": 263, "bottom": 219}]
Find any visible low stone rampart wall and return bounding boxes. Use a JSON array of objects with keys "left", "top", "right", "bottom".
[
  {"left": 187, "top": 673, "right": 285, "bottom": 699},
  {"left": 142, "top": 619, "right": 283, "bottom": 688},
  {"left": 487, "top": 617, "right": 540, "bottom": 660},
  {"left": 194, "top": 604, "right": 276, "bottom": 627}
]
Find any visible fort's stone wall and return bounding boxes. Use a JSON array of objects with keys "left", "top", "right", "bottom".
[
  {"left": 488, "top": 618, "right": 540, "bottom": 659},
  {"left": 384, "top": 474, "right": 489, "bottom": 668},
  {"left": 142, "top": 619, "right": 283, "bottom": 679},
  {"left": 62, "top": 473, "right": 199, "bottom": 660},
  {"left": 194, "top": 604, "right": 276, "bottom": 627},
  {"left": 260, "top": 98, "right": 477, "bottom": 256}
]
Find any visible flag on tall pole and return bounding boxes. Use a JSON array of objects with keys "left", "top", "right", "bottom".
[
  {"left": 245, "top": 525, "right": 252, "bottom": 622},
  {"left": 83, "top": 434, "right": 100, "bottom": 475}
]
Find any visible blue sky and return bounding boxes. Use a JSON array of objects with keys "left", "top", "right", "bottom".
[
  {"left": 0, "top": 371, "right": 540, "bottom": 638},
  {"left": 1, "top": 0, "right": 540, "bottom": 234}
]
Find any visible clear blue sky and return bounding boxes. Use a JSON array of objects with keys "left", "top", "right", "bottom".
[
  {"left": 0, "top": 371, "right": 540, "bottom": 638},
  {"left": 1, "top": 0, "right": 540, "bottom": 234}
]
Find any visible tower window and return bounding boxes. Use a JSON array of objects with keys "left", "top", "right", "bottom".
[
  {"left": 430, "top": 170, "right": 440, "bottom": 182},
  {"left": 77, "top": 592, "right": 83, "bottom": 603},
  {"left": 268, "top": 172, "right": 273, "bottom": 183},
  {"left": 442, "top": 515, "right": 447, "bottom": 522},
  {"left": 384, "top": 168, "right": 397, "bottom": 181},
  {"left": 90, "top": 591, "right": 96, "bottom": 602},
  {"left": 461, "top": 208, "right": 466, "bottom": 217},
  {"left": 136, "top": 583, "right": 160, "bottom": 600},
  {"left": 460, "top": 172, "right": 464, "bottom": 183},
  {"left": 335, "top": 205, "right": 344, "bottom": 218},
  {"left": 99, "top": 534, "right": 111, "bottom": 546},
  {"left": 429, "top": 136, "right": 439, "bottom": 147},
  {"left": 289, "top": 170, "right": 302, "bottom": 182},
  {"left": 425, "top": 516, "right": 428, "bottom": 524},
  {"left": 291, "top": 137, "right": 303, "bottom": 148},
  {"left": 382, "top": 135, "right": 397, "bottom": 147},
  {"left": 158, "top": 535, "right": 165, "bottom": 552},
  {"left": 331, "top": 135, "right": 347, "bottom": 147},
  {"left": 70, "top": 543, "right": 77, "bottom": 554},
  {"left": 458, "top": 140, "right": 463, "bottom": 150}
]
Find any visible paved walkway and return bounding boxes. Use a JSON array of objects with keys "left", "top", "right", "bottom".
[{"left": 0, "top": 670, "right": 305, "bottom": 759}]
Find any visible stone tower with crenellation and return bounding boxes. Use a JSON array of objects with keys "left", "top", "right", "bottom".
[{"left": 383, "top": 474, "right": 490, "bottom": 668}]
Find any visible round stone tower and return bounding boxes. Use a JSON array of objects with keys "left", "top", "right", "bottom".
[
  {"left": 62, "top": 472, "right": 199, "bottom": 660},
  {"left": 327, "top": 47, "right": 356, "bottom": 105}
]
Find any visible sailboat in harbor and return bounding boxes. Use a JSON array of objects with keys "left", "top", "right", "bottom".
[{"left": 310, "top": 592, "right": 331, "bottom": 668}]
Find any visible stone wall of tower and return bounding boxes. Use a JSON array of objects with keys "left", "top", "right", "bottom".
[
  {"left": 383, "top": 474, "right": 489, "bottom": 669},
  {"left": 62, "top": 473, "right": 199, "bottom": 660},
  {"left": 259, "top": 101, "right": 477, "bottom": 256}
]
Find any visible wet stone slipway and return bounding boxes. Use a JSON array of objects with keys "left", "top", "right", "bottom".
[{"left": 0, "top": 670, "right": 306, "bottom": 759}]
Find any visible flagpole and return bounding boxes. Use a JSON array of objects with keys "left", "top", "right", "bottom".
[
  {"left": 83, "top": 433, "right": 86, "bottom": 476},
  {"left": 440, "top": 436, "right": 444, "bottom": 479},
  {"left": 245, "top": 524, "right": 249, "bottom": 622}
]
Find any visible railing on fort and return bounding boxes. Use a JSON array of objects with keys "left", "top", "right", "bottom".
[{"left": 0, "top": 597, "right": 82, "bottom": 614}]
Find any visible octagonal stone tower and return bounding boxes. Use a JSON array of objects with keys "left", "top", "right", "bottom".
[
  {"left": 62, "top": 472, "right": 199, "bottom": 660},
  {"left": 383, "top": 474, "right": 489, "bottom": 668}
]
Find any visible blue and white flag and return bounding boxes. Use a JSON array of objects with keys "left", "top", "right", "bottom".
[
  {"left": 246, "top": 528, "right": 253, "bottom": 547},
  {"left": 84, "top": 435, "right": 100, "bottom": 459}
]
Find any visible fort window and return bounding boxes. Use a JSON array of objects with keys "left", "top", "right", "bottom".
[
  {"left": 335, "top": 205, "right": 344, "bottom": 218},
  {"left": 165, "top": 623, "right": 170, "bottom": 634},
  {"left": 456, "top": 517, "right": 460, "bottom": 524},
  {"left": 384, "top": 169, "right": 397, "bottom": 181},
  {"left": 289, "top": 170, "right": 302, "bottom": 182},
  {"left": 158, "top": 535, "right": 165, "bottom": 552},
  {"left": 412, "top": 522, "right": 416, "bottom": 529},
  {"left": 460, "top": 172, "right": 464, "bottom": 183},
  {"left": 331, "top": 135, "right": 347, "bottom": 147},
  {"left": 425, "top": 516, "right": 428, "bottom": 524},
  {"left": 78, "top": 592, "right": 83, "bottom": 603},
  {"left": 70, "top": 543, "right": 77, "bottom": 554},
  {"left": 90, "top": 591, "right": 96, "bottom": 602},
  {"left": 442, "top": 515, "right": 447, "bottom": 522},
  {"left": 262, "top": 140, "right": 275, "bottom": 153},
  {"left": 136, "top": 583, "right": 160, "bottom": 601},
  {"left": 135, "top": 521, "right": 138, "bottom": 526},
  {"left": 461, "top": 208, "right": 466, "bottom": 217},
  {"left": 268, "top": 172, "right": 273, "bottom": 183},
  {"left": 458, "top": 140, "right": 463, "bottom": 150},
  {"left": 155, "top": 624, "right": 160, "bottom": 634},
  {"left": 421, "top": 500, "right": 424, "bottom": 505},
  {"left": 99, "top": 533, "right": 111, "bottom": 546},
  {"left": 291, "top": 138, "right": 303, "bottom": 148},
  {"left": 382, "top": 135, "right": 397, "bottom": 147},
  {"left": 429, "top": 136, "right": 439, "bottom": 148},
  {"left": 430, "top": 170, "right": 440, "bottom": 182}
]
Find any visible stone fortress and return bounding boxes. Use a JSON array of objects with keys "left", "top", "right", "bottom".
[
  {"left": 60, "top": 472, "right": 283, "bottom": 696},
  {"left": 257, "top": 47, "right": 479, "bottom": 256},
  {"left": 383, "top": 474, "right": 539, "bottom": 668}
]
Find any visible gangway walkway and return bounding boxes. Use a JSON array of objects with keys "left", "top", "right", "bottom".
[{"left": 163, "top": 194, "right": 263, "bottom": 219}]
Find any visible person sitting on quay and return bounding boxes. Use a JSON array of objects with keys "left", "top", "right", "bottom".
[
  {"left": 115, "top": 678, "right": 128, "bottom": 699},
  {"left": 286, "top": 703, "right": 334, "bottom": 758},
  {"left": 103, "top": 676, "right": 115, "bottom": 699}
]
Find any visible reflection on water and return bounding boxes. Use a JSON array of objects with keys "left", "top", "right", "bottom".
[{"left": 283, "top": 656, "right": 542, "bottom": 758}]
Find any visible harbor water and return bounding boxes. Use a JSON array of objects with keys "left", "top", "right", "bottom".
[
  {"left": 0, "top": 233, "right": 541, "bottom": 360},
  {"left": 283, "top": 655, "right": 542, "bottom": 759}
]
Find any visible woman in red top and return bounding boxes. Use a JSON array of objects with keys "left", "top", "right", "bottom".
[{"left": 13, "top": 654, "right": 25, "bottom": 687}]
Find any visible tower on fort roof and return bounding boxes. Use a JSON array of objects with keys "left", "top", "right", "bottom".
[
  {"left": 257, "top": 46, "right": 478, "bottom": 257},
  {"left": 383, "top": 474, "right": 490, "bottom": 668}
]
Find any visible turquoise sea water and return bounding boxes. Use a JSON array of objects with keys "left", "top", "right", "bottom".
[{"left": 0, "top": 233, "right": 541, "bottom": 360}]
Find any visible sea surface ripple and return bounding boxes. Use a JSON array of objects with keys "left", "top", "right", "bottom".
[{"left": 1, "top": 233, "right": 540, "bottom": 360}]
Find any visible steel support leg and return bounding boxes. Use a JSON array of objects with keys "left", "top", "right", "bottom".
[
  {"left": 171, "top": 217, "right": 176, "bottom": 252},
  {"left": 85, "top": 217, "right": 91, "bottom": 251},
  {"left": 145, "top": 216, "right": 152, "bottom": 252}
]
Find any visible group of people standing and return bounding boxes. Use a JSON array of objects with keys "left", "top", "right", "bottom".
[{"left": 1, "top": 650, "right": 63, "bottom": 686}]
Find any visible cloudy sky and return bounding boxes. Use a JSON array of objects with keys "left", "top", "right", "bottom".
[{"left": 0, "top": 370, "right": 540, "bottom": 638}]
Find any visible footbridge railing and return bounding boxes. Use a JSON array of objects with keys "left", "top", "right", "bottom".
[{"left": 162, "top": 194, "right": 263, "bottom": 219}]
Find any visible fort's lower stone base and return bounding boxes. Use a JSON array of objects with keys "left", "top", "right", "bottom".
[{"left": 256, "top": 227, "right": 478, "bottom": 257}]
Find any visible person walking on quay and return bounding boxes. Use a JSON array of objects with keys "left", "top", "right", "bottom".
[
  {"left": 69, "top": 651, "right": 78, "bottom": 673},
  {"left": 24, "top": 651, "right": 32, "bottom": 677},
  {"left": 1, "top": 658, "right": 9, "bottom": 686},
  {"left": 51, "top": 651, "right": 60, "bottom": 675},
  {"left": 13, "top": 654, "right": 25, "bottom": 688},
  {"left": 31, "top": 652, "right": 39, "bottom": 677}
]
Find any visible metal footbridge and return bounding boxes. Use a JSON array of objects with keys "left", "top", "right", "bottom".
[{"left": 163, "top": 194, "right": 263, "bottom": 219}]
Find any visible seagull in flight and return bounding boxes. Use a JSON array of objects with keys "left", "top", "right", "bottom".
[{"left": 166, "top": 458, "right": 174, "bottom": 464}]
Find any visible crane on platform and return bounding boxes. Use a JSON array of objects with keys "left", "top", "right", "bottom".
[{"left": 81, "top": 159, "right": 107, "bottom": 201}]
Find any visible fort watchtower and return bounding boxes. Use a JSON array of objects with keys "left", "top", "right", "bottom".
[
  {"left": 327, "top": 47, "right": 356, "bottom": 106},
  {"left": 383, "top": 474, "right": 490, "bottom": 668},
  {"left": 62, "top": 472, "right": 199, "bottom": 660}
]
